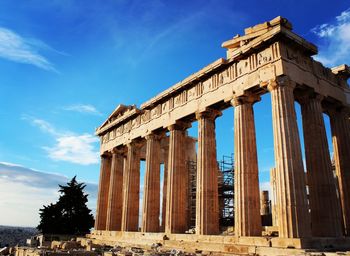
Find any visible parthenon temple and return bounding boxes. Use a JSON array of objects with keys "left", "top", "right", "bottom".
[{"left": 86, "top": 17, "right": 350, "bottom": 253}]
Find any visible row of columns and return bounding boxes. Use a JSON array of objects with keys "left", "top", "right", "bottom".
[
  {"left": 95, "top": 77, "right": 350, "bottom": 238},
  {"left": 268, "top": 77, "right": 350, "bottom": 238},
  {"left": 299, "top": 94, "right": 342, "bottom": 237}
]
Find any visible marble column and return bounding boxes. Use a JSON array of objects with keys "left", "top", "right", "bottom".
[
  {"left": 142, "top": 133, "right": 162, "bottom": 232},
  {"left": 268, "top": 78, "right": 310, "bottom": 238},
  {"left": 329, "top": 108, "right": 350, "bottom": 235},
  {"left": 299, "top": 95, "right": 342, "bottom": 237},
  {"left": 165, "top": 122, "right": 190, "bottom": 234},
  {"left": 260, "top": 191, "right": 270, "bottom": 216},
  {"left": 161, "top": 147, "right": 169, "bottom": 232},
  {"left": 106, "top": 149, "right": 125, "bottom": 231},
  {"left": 121, "top": 141, "right": 142, "bottom": 232},
  {"left": 232, "top": 95, "right": 262, "bottom": 237},
  {"left": 195, "top": 109, "right": 221, "bottom": 235},
  {"left": 94, "top": 153, "right": 112, "bottom": 230},
  {"left": 270, "top": 167, "right": 279, "bottom": 227}
]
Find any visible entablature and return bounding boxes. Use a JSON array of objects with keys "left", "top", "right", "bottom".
[
  {"left": 97, "top": 16, "right": 350, "bottom": 154},
  {"left": 96, "top": 104, "right": 140, "bottom": 135}
]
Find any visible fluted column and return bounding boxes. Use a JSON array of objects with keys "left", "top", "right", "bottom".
[
  {"left": 195, "top": 109, "right": 221, "bottom": 235},
  {"left": 268, "top": 78, "right": 310, "bottom": 238},
  {"left": 232, "top": 95, "right": 262, "bottom": 237},
  {"left": 161, "top": 147, "right": 169, "bottom": 232},
  {"left": 270, "top": 167, "right": 279, "bottom": 227},
  {"left": 165, "top": 122, "right": 190, "bottom": 233},
  {"left": 94, "top": 153, "right": 112, "bottom": 230},
  {"left": 106, "top": 148, "right": 125, "bottom": 231},
  {"left": 121, "top": 141, "right": 142, "bottom": 232},
  {"left": 260, "top": 191, "right": 270, "bottom": 216},
  {"left": 299, "top": 95, "right": 342, "bottom": 237},
  {"left": 142, "top": 133, "right": 162, "bottom": 232},
  {"left": 329, "top": 108, "right": 350, "bottom": 235}
]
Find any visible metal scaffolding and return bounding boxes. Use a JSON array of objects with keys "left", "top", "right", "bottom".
[
  {"left": 186, "top": 154, "right": 235, "bottom": 229},
  {"left": 218, "top": 154, "right": 234, "bottom": 227},
  {"left": 187, "top": 160, "right": 197, "bottom": 229}
]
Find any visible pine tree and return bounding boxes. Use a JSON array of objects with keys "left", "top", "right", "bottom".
[
  {"left": 37, "top": 176, "right": 95, "bottom": 235},
  {"left": 37, "top": 203, "right": 63, "bottom": 234}
]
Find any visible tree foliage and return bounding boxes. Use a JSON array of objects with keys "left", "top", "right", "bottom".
[{"left": 37, "top": 176, "right": 94, "bottom": 235}]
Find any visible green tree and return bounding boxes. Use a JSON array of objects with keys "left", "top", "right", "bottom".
[
  {"left": 37, "top": 176, "right": 95, "bottom": 235},
  {"left": 37, "top": 203, "right": 63, "bottom": 234}
]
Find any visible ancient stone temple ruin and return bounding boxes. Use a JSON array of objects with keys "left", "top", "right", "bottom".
[{"left": 87, "top": 17, "right": 350, "bottom": 254}]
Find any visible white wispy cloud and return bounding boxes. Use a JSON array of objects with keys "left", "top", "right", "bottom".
[
  {"left": 62, "top": 104, "right": 102, "bottom": 115},
  {"left": 31, "top": 118, "right": 61, "bottom": 136},
  {"left": 311, "top": 8, "right": 350, "bottom": 66},
  {"left": 0, "top": 162, "right": 97, "bottom": 227},
  {"left": 23, "top": 116, "right": 99, "bottom": 165},
  {"left": 0, "top": 27, "right": 58, "bottom": 72},
  {"left": 44, "top": 134, "right": 99, "bottom": 165},
  {"left": 108, "top": 2, "right": 244, "bottom": 67}
]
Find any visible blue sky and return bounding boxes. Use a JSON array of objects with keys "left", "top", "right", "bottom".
[{"left": 0, "top": 0, "right": 349, "bottom": 227}]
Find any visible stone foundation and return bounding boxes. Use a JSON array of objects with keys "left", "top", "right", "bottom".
[{"left": 80, "top": 231, "right": 350, "bottom": 255}]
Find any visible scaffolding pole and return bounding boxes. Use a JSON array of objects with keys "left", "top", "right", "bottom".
[{"left": 186, "top": 154, "right": 234, "bottom": 229}]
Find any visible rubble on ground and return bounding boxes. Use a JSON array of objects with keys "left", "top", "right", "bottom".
[{"left": 1, "top": 234, "right": 350, "bottom": 256}]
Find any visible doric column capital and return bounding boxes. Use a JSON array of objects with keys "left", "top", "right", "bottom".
[
  {"left": 265, "top": 76, "right": 296, "bottom": 92},
  {"left": 110, "top": 146, "right": 126, "bottom": 156},
  {"left": 167, "top": 120, "right": 191, "bottom": 131},
  {"left": 101, "top": 151, "right": 112, "bottom": 158},
  {"left": 295, "top": 92, "right": 324, "bottom": 105},
  {"left": 312, "top": 93, "right": 324, "bottom": 102},
  {"left": 145, "top": 131, "right": 166, "bottom": 141},
  {"left": 126, "top": 140, "right": 144, "bottom": 150},
  {"left": 145, "top": 133, "right": 157, "bottom": 141},
  {"left": 230, "top": 93, "right": 260, "bottom": 107},
  {"left": 195, "top": 108, "right": 222, "bottom": 121},
  {"left": 326, "top": 105, "right": 350, "bottom": 118}
]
